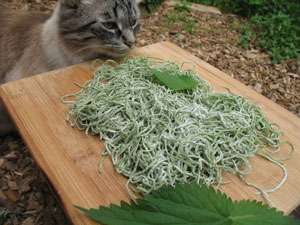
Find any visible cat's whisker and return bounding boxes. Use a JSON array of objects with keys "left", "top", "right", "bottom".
[
  {"left": 74, "top": 44, "right": 128, "bottom": 55},
  {"left": 74, "top": 45, "right": 108, "bottom": 54}
]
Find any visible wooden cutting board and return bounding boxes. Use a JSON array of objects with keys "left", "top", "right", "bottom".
[{"left": 1, "top": 42, "right": 300, "bottom": 225}]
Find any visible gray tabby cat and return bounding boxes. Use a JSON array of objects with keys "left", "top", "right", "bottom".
[{"left": 0, "top": 0, "right": 141, "bottom": 135}]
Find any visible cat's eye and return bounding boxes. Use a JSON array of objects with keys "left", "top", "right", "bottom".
[
  {"left": 130, "top": 18, "right": 138, "bottom": 27},
  {"left": 133, "top": 23, "right": 141, "bottom": 32},
  {"left": 102, "top": 22, "right": 118, "bottom": 30}
]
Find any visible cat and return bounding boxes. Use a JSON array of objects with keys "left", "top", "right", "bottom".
[{"left": 0, "top": 0, "right": 141, "bottom": 135}]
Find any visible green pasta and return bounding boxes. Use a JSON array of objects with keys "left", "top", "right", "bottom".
[{"left": 64, "top": 58, "right": 286, "bottom": 197}]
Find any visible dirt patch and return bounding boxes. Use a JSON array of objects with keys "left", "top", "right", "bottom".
[
  {"left": 1, "top": 0, "right": 56, "bottom": 12},
  {"left": 0, "top": 135, "right": 71, "bottom": 225}
]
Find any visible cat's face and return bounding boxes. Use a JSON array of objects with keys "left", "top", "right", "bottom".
[{"left": 58, "top": 0, "right": 140, "bottom": 58}]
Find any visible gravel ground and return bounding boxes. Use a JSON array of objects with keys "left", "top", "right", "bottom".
[
  {"left": 0, "top": 1, "right": 299, "bottom": 224},
  {"left": 0, "top": 135, "right": 71, "bottom": 225}
]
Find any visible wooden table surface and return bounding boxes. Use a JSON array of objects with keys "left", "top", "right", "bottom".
[{"left": 1, "top": 42, "right": 300, "bottom": 225}]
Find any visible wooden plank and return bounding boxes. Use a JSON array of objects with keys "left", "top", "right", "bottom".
[
  {"left": 0, "top": 42, "right": 300, "bottom": 225},
  {"left": 165, "top": 0, "right": 222, "bottom": 14}
]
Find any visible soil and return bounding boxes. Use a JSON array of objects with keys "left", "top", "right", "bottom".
[
  {"left": 0, "top": 135, "right": 71, "bottom": 225},
  {"left": 0, "top": 1, "right": 299, "bottom": 224}
]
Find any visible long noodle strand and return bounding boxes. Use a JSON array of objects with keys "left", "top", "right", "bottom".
[{"left": 63, "top": 58, "right": 287, "bottom": 197}]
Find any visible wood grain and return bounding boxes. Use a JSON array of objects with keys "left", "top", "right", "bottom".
[{"left": 1, "top": 42, "right": 300, "bottom": 225}]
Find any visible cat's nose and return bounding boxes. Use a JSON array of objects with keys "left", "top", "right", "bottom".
[
  {"left": 124, "top": 38, "right": 135, "bottom": 48},
  {"left": 122, "top": 30, "right": 136, "bottom": 48}
]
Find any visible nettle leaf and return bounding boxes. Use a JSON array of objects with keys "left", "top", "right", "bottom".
[
  {"left": 0, "top": 209, "right": 9, "bottom": 224},
  {"left": 153, "top": 70, "right": 198, "bottom": 91},
  {"left": 77, "top": 183, "right": 298, "bottom": 225}
]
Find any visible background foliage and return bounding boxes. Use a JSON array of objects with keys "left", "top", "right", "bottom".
[
  {"left": 187, "top": 0, "right": 300, "bottom": 63},
  {"left": 146, "top": 0, "right": 300, "bottom": 63}
]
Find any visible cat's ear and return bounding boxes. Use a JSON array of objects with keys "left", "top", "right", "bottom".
[
  {"left": 135, "top": 0, "right": 144, "bottom": 4},
  {"left": 60, "top": 0, "right": 81, "bottom": 8}
]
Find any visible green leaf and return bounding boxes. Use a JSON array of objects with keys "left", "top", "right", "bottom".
[
  {"left": 0, "top": 209, "right": 9, "bottom": 224},
  {"left": 153, "top": 70, "right": 198, "bottom": 91},
  {"left": 77, "top": 183, "right": 299, "bottom": 225}
]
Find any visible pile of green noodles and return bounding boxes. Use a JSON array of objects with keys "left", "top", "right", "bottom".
[{"left": 64, "top": 58, "right": 283, "bottom": 195}]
